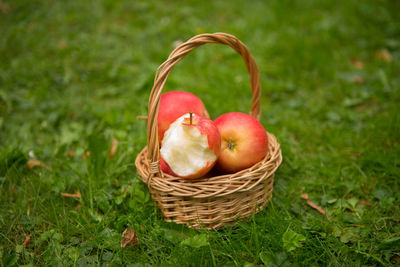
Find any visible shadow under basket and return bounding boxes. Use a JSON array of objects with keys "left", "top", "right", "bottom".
[{"left": 135, "top": 32, "right": 283, "bottom": 229}]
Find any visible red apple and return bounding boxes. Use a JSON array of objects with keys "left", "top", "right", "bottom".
[
  {"left": 158, "top": 91, "right": 209, "bottom": 143},
  {"left": 160, "top": 112, "right": 221, "bottom": 179},
  {"left": 214, "top": 112, "right": 268, "bottom": 173}
]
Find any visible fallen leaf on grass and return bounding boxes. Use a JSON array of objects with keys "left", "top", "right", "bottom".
[
  {"left": 375, "top": 49, "right": 392, "bottom": 62},
  {"left": 300, "top": 194, "right": 309, "bottom": 200},
  {"left": 351, "top": 58, "right": 364, "bottom": 69},
  {"left": 82, "top": 151, "right": 91, "bottom": 160},
  {"left": 64, "top": 148, "right": 75, "bottom": 157},
  {"left": 354, "top": 76, "right": 364, "bottom": 84},
  {"left": 108, "top": 139, "right": 118, "bottom": 158},
  {"left": 61, "top": 190, "right": 80, "bottom": 199},
  {"left": 307, "top": 200, "right": 327, "bottom": 216},
  {"left": 57, "top": 39, "right": 67, "bottom": 50},
  {"left": 121, "top": 228, "right": 139, "bottom": 248},
  {"left": 27, "top": 159, "right": 51, "bottom": 170},
  {"left": 301, "top": 193, "right": 329, "bottom": 219},
  {"left": 358, "top": 200, "right": 372, "bottom": 206},
  {"left": 22, "top": 234, "right": 31, "bottom": 247},
  {"left": 122, "top": 185, "right": 132, "bottom": 194},
  {"left": 0, "top": 0, "right": 11, "bottom": 13}
]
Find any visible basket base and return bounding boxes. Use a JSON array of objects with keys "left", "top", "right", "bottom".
[{"left": 149, "top": 179, "right": 274, "bottom": 229}]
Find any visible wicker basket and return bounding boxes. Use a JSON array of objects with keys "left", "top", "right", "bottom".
[{"left": 135, "top": 32, "right": 282, "bottom": 229}]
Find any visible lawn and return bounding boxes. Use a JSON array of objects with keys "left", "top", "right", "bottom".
[{"left": 1, "top": 0, "right": 399, "bottom": 266}]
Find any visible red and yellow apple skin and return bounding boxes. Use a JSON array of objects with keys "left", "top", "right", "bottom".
[
  {"left": 214, "top": 112, "right": 268, "bottom": 173},
  {"left": 157, "top": 91, "right": 209, "bottom": 143},
  {"left": 159, "top": 156, "right": 176, "bottom": 176},
  {"left": 160, "top": 113, "right": 221, "bottom": 179}
]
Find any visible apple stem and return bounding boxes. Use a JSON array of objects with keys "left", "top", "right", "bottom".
[{"left": 189, "top": 110, "right": 193, "bottom": 125}]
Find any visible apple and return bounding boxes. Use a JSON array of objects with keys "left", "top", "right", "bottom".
[
  {"left": 158, "top": 91, "right": 209, "bottom": 143},
  {"left": 214, "top": 112, "right": 268, "bottom": 173},
  {"left": 160, "top": 112, "right": 221, "bottom": 179}
]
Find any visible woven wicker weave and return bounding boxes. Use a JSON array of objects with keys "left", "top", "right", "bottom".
[{"left": 135, "top": 32, "right": 282, "bottom": 229}]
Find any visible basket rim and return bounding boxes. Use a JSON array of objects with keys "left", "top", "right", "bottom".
[{"left": 135, "top": 131, "right": 282, "bottom": 199}]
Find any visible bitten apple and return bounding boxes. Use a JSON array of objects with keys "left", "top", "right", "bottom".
[
  {"left": 158, "top": 91, "right": 209, "bottom": 143},
  {"left": 160, "top": 112, "right": 221, "bottom": 179},
  {"left": 214, "top": 112, "right": 268, "bottom": 173}
]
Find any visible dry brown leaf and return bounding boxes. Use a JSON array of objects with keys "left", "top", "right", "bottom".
[
  {"left": 108, "top": 139, "right": 118, "bottom": 158},
  {"left": 122, "top": 185, "right": 132, "bottom": 194},
  {"left": 61, "top": 190, "right": 80, "bottom": 199},
  {"left": 354, "top": 76, "right": 364, "bottom": 84},
  {"left": 82, "top": 151, "right": 91, "bottom": 160},
  {"left": 351, "top": 58, "right": 364, "bottom": 69},
  {"left": 375, "top": 49, "right": 392, "bottom": 62},
  {"left": 392, "top": 256, "right": 400, "bottom": 263},
  {"left": 301, "top": 193, "right": 329, "bottom": 219},
  {"left": 64, "top": 148, "right": 75, "bottom": 157},
  {"left": 300, "top": 193, "right": 309, "bottom": 200},
  {"left": 0, "top": 0, "right": 11, "bottom": 13},
  {"left": 57, "top": 40, "right": 67, "bottom": 50},
  {"left": 358, "top": 200, "right": 372, "bottom": 206},
  {"left": 306, "top": 200, "right": 326, "bottom": 215},
  {"left": 67, "top": 112, "right": 76, "bottom": 118},
  {"left": 22, "top": 234, "right": 31, "bottom": 247},
  {"left": 27, "top": 159, "right": 51, "bottom": 170},
  {"left": 121, "top": 228, "right": 139, "bottom": 248}
]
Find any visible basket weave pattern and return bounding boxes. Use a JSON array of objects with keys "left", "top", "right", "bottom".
[{"left": 135, "top": 33, "right": 282, "bottom": 229}]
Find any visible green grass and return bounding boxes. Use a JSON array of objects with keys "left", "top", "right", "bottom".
[{"left": 1, "top": 0, "right": 400, "bottom": 265}]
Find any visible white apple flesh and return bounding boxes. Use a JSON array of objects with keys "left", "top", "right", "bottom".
[{"left": 160, "top": 113, "right": 221, "bottom": 179}]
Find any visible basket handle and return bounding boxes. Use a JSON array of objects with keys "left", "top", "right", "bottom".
[{"left": 147, "top": 32, "right": 261, "bottom": 177}]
